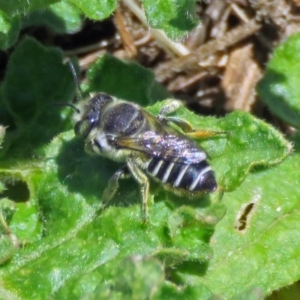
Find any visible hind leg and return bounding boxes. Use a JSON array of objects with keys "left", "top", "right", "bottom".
[{"left": 158, "top": 100, "right": 226, "bottom": 137}]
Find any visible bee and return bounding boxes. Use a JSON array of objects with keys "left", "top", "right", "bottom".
[{"left": 75, "top": 93, "right": 217, "bottom": 221}]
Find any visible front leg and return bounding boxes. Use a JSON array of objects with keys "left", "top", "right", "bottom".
[{"left": 101, "top": 166, "right": 131, "bottom": 210}]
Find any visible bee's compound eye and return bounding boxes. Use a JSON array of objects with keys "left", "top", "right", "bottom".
[{"left": 75, "top": 120, "right": 91, "bottom": 139}]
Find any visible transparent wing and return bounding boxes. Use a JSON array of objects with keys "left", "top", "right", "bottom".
[{"left": 109, "top": 131, "right": 207, "bottom": 164}]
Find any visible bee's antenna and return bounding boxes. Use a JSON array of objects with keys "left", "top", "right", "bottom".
[
  {"left": 53, "top": 102, "right": 81, "bottom": 114},
  {"left": 53, "top": 60, "right": 83, "bottom": 114},
  {"left": 68, "top": 60, "right": 84, "bottom": 103}
]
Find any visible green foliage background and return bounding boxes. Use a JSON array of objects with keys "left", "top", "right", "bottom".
[{"left": 0, "top": 1, "right": 299, "bottom": 299}]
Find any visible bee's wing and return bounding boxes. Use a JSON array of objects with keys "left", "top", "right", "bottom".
[{"left": 111, "top": 131, "right": 207, "bottom": 164}]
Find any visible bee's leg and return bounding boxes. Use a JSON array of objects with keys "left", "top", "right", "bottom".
[
  {"left": 158, "top": 100, "right": 226, "bottom": 137},
  {"left": 101, "top": 166, "right": 131, "bottom": 210},
  {"left": 127, "top": 158, "right": 149, "bottom": 223},
  {"left": 168, "top": 117, "right": 226, "bottom": 138},
  {"left": 157, "top": 100, "right": 195, "bottom": 132},
  {"left": 185, "top": 130, "right": 227, "bottom": 138},
  {"left": 158, "top": 99, "right": 182, "bottom": 119}
]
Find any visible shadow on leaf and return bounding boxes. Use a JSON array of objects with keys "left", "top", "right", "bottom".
[{"left": 55, "top": 137, "right": 140, "bottom": 208}]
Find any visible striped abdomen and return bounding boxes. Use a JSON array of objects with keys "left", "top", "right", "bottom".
[{"left": 146, "top": 157, "right": 217, "bottom": 192}]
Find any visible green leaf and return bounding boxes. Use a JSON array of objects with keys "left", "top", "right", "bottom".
[
  {"left": 0, "top": 86, "right": 14, "bottom": 128},
  {"left": 0, "top": 124, "right": 221, "bottom": 298},
  {"left": 0, "top": 182, "right": 4, "bottom": 194},
  {"left": 257, "top": 32, "right": 300, "bottom": 128},
  {"left": 0, "top": 12, "right": 20, "bottom": 49},
  {"left": 194, "top": 150, "right": 300, "bottom": 298},
  {"left": 110, "top": 256, "right": 164, "bottom": 299},
  {"left": 167, "top": 206, "right": 217, "bottom": 261},
  {"left": 9, "top": 203, "right": 42, "bottom": 243},
  {"left": 2, "top": 37, "right": 75, "bottom": 157},
  {"left": 22, "top": 2, "right": 83, "bottom": 34},
  {"left": 214, "top": 111, "right": 291, "bottom": 191},
  {"left": 0, "top": 0, "right": 58, "bottom": 16},
  {"left": 153, "top": 282, "right": 214, "bottom": 300},
  {"left": 0, "top": 38, "right": 293, "bottom": 297},
  {"left": 0, "top": 198, "right": 18, "bottom": 264},
  {"left": 0, "top": 235, "right": 17, "bottom": 265},
  {"left": 87, "top": 55, "right": 170, "bottom": 105},
  {"left": 142, "top": 0, "right": 198, "bottom": 40},
  {"left": 0, "top": 169, "right": 41, "bottom": 250},
  {"left": 0, "top": 99, "right": 289, "bottom": 297},
  {"left": 68, "top": 0, "right": 117, "bottom": 20},
  {"left": 0, "top": 125, "right": 4, "bottom": 146},
  {"left": 231, "top": 287, "right": 264, "bottom": 300},
  {"left": 0, "top": 198, "right": 15, "bottom": 222}
]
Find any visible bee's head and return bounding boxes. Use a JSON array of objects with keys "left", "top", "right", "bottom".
[{"left": 75, "top": 93, "right": 113, "bottom": 139}]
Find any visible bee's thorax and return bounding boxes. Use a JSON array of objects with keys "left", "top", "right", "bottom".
[{"left": 102, "top": 102, "right": 147, "bottom": 136}]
